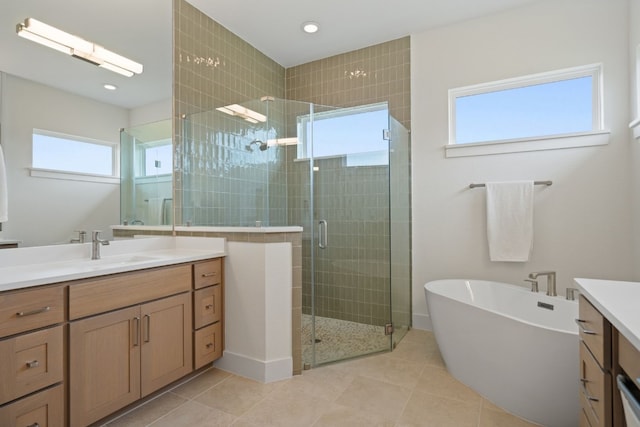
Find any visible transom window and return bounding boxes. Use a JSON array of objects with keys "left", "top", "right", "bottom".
[
  {"left": 447, "top": 64, "right": 606, "bottom": 156},
  {"left": 31, "top": 129, "right": 118, "bottom": 182}
]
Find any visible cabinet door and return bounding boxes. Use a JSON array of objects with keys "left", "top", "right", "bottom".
[
  {"left": 140, "top": 292, "right": 192, "bottom": 397},
  {"left": 69, "top": 306, "right": 141, "bottom": 427}
]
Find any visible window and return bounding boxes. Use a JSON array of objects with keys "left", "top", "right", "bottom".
[
  {"left": 297, "top": 103, "right": 389, "bottom": 166},
  {"left": 447, "top": 64, "right": 609, "bottom": 157},
  {"left": 136, "top": 139, "right": 172, "bottom": 177},
  {"left": 31, "top": 129, "right": 118, "bottom": 182}
]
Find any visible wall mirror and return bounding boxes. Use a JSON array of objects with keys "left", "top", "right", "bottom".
[{"left": 0, "top": 0, "right": 172, "bottom": 247}]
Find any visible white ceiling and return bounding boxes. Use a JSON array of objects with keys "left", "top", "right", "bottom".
[{"left": 0, "top": 0, "right": 542, "bottom": 109}]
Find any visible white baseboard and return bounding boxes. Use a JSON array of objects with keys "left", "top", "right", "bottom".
[
  {"left": 214, "top": 351, "right": 292, "bottom": 383},
  {"left": 412, "top": 313, "right": 432, "bottom": 331}
]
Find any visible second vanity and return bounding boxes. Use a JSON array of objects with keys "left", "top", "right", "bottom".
[
  {"left": 0, "top": 236, "right": 226, "bottom": 427},
  {"left": 575, "top": 278, "right": 640, "bottom": 427}
]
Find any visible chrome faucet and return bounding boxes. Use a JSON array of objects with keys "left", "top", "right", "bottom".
[
  {"left": 70, "top": 230, "right": 87, "bottom": 244},
  {"left": 528, "top": 271, "right": 556, "bottom": 297},
  {"left": 91, "top": 230, "right": 110, "bottom": 260}
]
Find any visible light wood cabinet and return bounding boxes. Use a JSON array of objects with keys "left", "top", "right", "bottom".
[
  {"left": 0, "top": 284, "right": 65, "bottom": 425},
  {"left": 1, "top": 256, "right": 223, "bottom": 427},
  {"left": 69, "top": 292, "right": 192, "bottom": 426},
  {"left": 192, "top": 259, "right": 224, "bottom": 369},
  {"left": 577, "top": 294, "right": 627, "bottom": 427},
  {"left": 0, "top": 384, "right": 64, "bottom": 427}
]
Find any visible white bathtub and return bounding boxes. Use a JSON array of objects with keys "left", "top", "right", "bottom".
[{"left": 424, "top": 279, "right": 579, "bottom": 427}]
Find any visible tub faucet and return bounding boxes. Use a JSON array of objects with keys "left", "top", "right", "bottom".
[
  {"left": 70, "top": 230, "right": 87, "bottom": 244},
  {"left": 528, "top": 271, "right": 556, "bottom": 297},
  {"left": 91, "top": 230, "right": 110, "bottom": 260}
]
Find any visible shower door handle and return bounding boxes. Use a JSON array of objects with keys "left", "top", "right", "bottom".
[{"left": 318, "top": 220, "right": 328, "bottom": 249}]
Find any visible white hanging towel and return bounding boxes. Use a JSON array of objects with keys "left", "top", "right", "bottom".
[
  {"left": 485, "top": 181, "right": 534, "bottom": 262},
  {"left": 0, "top": 145, "right": 7, "bottom": 223}
]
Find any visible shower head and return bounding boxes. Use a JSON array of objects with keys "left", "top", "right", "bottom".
[{"left": 245, "top": 139, "right": 268, "bottom": 152}]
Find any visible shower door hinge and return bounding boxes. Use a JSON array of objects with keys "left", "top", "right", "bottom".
[
  {"left": 385, "top": 323, "right": 394, "bottom": 335},
  {"left": 382, "top": 129, "right": 390, "bottom": 140}
]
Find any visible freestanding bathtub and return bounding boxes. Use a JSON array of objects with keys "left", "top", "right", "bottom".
[{"left": 424, "top": 279, "right": 579, "bottom": 427}]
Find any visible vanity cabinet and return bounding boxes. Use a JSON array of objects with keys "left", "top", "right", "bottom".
[
  {"left": 577, "top": 294, "right": 625, "bottom": 427},
  {"left": 192, "top": 259, "right": 223, "bottom": 369},
  {"left": 68, "top": 264, "right": 193, "bottom": 426},
  {"left": 0, "top": 285, "right": 65, "bottom": 427}
]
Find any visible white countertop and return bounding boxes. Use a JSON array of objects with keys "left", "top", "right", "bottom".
[
  {"left": 0, "top": 236, "right": 226, "bottom": 292},
  {"left": 112, "top": 225, "right": 303, "bottom": 233},
  {"left": 574, "top": 278, "right": 640, "bottom": 352}
]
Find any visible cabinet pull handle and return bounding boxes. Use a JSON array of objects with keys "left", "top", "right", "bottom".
[
  {"left": 16, "top": 306, "right": 50, "bottom": 317},
  {"left": 581, "top": 382, "right": 600, "bottom": 402},
  {"left": 206, "top": 342, "right": 214, "bottom": 349},
  {"left": 201, "top": 272, "right": 217, "bottom": 277},
  {"left": 26, "top": 423, "right": 40, "bottom": 427},
  {"left": 26, "top": 360, "right": 39, "bottom": 369},
  {"left": 205, "top": 304, "right": 214, "bottom": 310},
  {"left": 133, "top": 317, "right": 140, "bottom": 346},
  {"left": 143, "top": 314, "right": 151, "bottom": 343},
  {"left": 575, "top": 319, "right": 597, "bottom": 335}
]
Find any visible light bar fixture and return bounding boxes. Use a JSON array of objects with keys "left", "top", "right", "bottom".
[
  {"left": 16, "top": 18, "right": 143, "bottom": 77},
  {"left": 215, "top": 104, "right": 266, "bottom": 123}
]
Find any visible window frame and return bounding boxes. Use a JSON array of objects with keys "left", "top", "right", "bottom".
[
  {"left": 446, "top": 63, "right": 609, "bottom": 158},
  {"left": 30, "top": 128, "right": 119, "bottom": 183}
]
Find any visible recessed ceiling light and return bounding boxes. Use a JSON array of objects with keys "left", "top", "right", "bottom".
[
  {"left": 302, "top": 22, "right": 319, "bottom": 34},
  {"left": 103, "top": 84, "right": 117, "bottom": 91}
]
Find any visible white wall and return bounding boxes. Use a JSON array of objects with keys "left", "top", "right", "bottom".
[
  {"left": 630, "top": 0, "right": 640, "bottom": 280},
  {"left": 411, "top": 0, "right": 632, "bottom": 328},
  {"left": 0, "top": 74, "right": 126, "bottom": 246}
]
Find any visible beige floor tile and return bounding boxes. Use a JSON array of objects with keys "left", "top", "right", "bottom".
[
  {"left": 335, "top": 375, "right": 412, "bottom": 421},
  {"left": 150, "top": 401, "right": 236, "bottom": 427},
  {"left": 413, "top": 365, "right": 482, "bottom": 404},
  {"left": 397, "top": 390, "right": 481, "bottom": 427},
  {"left": 400, "top": 328, "right": 433, "bottom": 344},
  {"left": 106, "top": 392, "right": 188, "bottom": 427},
  {"left": 170, "top": 368, "right": 232, "bottom": 399},
  {"left": 236, "top": 386, "right": 334, "bottom": 427},
  {"left": 479, "top": 407, "right": 542, "bottom": 427},
  {"left": 312, "top": 404, "right": 397, "bottom": 427},
  {"left": 194, "top": 374, "right": 282, "bottom": 416},
  {"left": 389, "top": 338, "right": 445, "bottom": 367},
  {"left": 277, "top": 365, "right": 356, "bottom": 402},
  {"left": 331, "top": 354, "right": 425, "bottom": 389}
]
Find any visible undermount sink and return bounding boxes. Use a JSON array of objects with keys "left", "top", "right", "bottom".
[{"left": 95, "top": 255, "right": 161, "bottom": 265}]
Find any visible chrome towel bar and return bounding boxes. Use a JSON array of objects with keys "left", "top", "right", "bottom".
[{"left": 469, "top": 180, "right": 552, "bottom": 189}]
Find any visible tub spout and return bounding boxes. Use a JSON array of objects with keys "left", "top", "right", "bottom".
[{"left": 528, "top": 271, "right": 556, "bottom": 297}]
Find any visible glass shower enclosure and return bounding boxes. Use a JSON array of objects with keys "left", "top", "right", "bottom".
[
  {"left": 177, "top": 97, "right": 411, "bottom": 367},
  {"left": 120, "top": 119, "right": 173, "bottom": 226}
]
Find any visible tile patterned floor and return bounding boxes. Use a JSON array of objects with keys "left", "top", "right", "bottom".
[{"left": 104, "top": 329, "right": 540, "bottom": 427}]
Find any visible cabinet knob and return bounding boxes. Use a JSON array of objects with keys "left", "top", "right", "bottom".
[
  {"left": 26, "top": 360, "right": 39, "bottom": 369},
  {"left": 27, "top": 423, "right": 41, "bottom": 427},
  {"left": 206, "top": 342, "right": 214, "bottom": 349}
]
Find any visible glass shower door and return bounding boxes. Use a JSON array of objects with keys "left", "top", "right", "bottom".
[{"left": 306, "top": 102, "right": 393, "bottom": 366}]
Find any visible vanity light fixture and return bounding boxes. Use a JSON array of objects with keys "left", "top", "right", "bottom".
[
  {"left": 16, "top": 18, "right": 143, "bottom": 77},
  {"left": 302, "top": 21, "right": 319, "bottom": 34},
  {"left": 215, "top": 104, "right": 266, "bottom": 123}
]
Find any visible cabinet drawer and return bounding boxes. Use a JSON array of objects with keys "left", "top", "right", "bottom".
[
  {"left": 0, "top": 384, "right": 64, "bottom": 427},
  {"left": 69, "top": 264, "right": 191, "bottom": 319},
  {"left": 194, "top": 285, "right": 221, "bottom": 329},
  {"left": 580, "top": 408, "right": 593, "bottom": 427},
  {"left": 194, "top": 322, "right": 222, "bottom": 369},
  {"left": 578, "top": 295, "right": 609, "bottom": 368},
  {"left": 580, "top": 341, "right": 606, "bottom": 427},
  {"left": 0, "top": 286, "right": 64, "bottom": 339},
  {"left": 0, "top": 325, "right": 64, "bottom": 405},
  {"left": 619, "top": 333, "right": 640, "bottom": 388},
  {"left": 193, "top": 259, "right": 222, "bottom": 289}
]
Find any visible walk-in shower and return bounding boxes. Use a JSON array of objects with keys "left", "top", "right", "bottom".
[{"left": 176, "top": 97, "right": 411, "bottom": 367}]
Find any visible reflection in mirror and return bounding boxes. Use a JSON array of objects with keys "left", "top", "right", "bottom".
[
  {"left": 120, "top": 120, "right": 173, "bottom": 226},
  {"left": 0, "top": 0, "right": 172, "bottom": 247}
]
